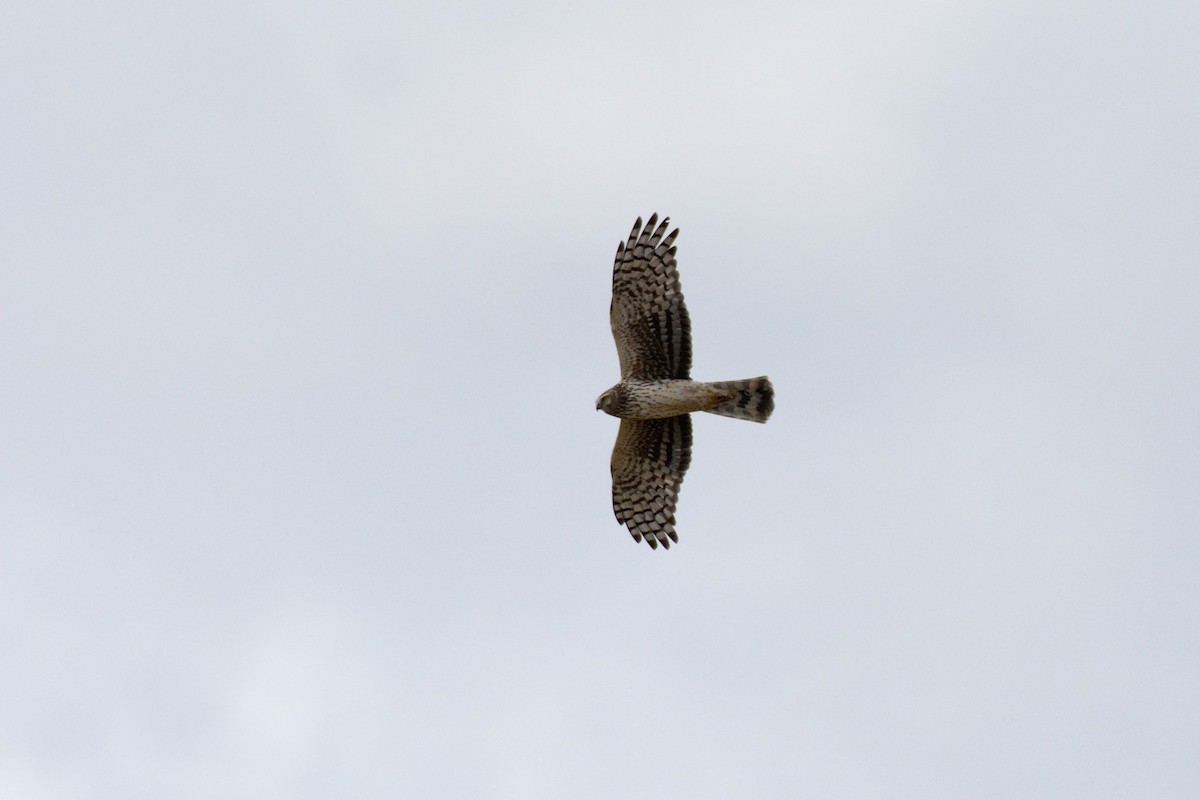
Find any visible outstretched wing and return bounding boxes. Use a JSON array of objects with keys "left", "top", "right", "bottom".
[
  {"left": 610, "top": 214, "right": 692, "bottom": 380},
  {"left": 610, "top": 415, "right": 693, "bottom": 550}
]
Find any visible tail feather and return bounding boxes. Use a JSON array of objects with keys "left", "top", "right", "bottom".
[{"left": 704, "top": 377, "right": 774, "bottom": 423}]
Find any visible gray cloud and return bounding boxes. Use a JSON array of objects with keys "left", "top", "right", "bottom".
[{"left": 1, "top": 1, "right": 1197, "bottom": 797}]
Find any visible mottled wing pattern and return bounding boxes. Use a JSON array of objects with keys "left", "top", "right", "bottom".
[
  {"left": 610, "top": 415, "right": 693, "bottom": 550},
  {"left": 610, "top": 214, "right": 692, "bottom": 380}
]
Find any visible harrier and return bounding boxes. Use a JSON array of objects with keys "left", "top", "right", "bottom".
[{"left": 597, "top": 214, "right": 774, "bottom": 549}]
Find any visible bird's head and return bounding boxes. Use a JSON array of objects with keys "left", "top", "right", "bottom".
[{"left": 595, "top": 386, "right": 621, "bottom": 416}]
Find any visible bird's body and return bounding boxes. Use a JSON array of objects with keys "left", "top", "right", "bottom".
[
  {"left": 598, "top": 214, "right": 774, "bottom": 550},
  {"left": 597, "top": 377, "right": 774, "bottom": 421},
  {"left": 596, "top": 379, "right": 725, "bottom": 419}
]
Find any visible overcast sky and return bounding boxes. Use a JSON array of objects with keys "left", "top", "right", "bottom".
[{"left": 2, "top": 1, "right": 1198, "bottom": 797}]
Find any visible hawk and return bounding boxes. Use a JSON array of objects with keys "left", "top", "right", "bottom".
[{"left": 596, "top": 214, "right": 774, "bottom": 550}]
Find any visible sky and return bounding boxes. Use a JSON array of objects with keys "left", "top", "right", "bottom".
[{"left": 2, "top": 1, "right": 1198, "bottom": 797}]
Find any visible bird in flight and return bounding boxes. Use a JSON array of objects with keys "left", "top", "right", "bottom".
[{"left": 597, "top": 214, "right": 774, "bottom": 550}]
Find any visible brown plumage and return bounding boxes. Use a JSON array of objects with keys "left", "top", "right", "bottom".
[{"left": 597, "top": 214, "right": 774, "bottom": 550}]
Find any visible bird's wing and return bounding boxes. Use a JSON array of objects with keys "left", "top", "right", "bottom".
[
  {"left": 610, "top": 415, "right": 692, "bottom": 550},
  {"left": 610, "top": 214, "right": 692, "bottom": 380}
]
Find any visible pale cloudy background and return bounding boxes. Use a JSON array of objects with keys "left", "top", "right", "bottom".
[{"left": 2, "top": 1, "right": 1198, "bottom": 797}]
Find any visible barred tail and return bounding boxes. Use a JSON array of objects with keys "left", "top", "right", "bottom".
[{"left": 704, "top": 377, "right": 774, "bottom": 423}]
